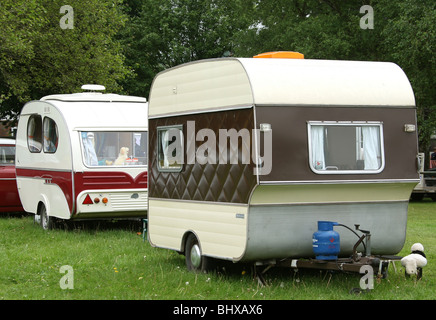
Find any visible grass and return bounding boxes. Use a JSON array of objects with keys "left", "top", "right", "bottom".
[{"left": 0, "top": 200, "right": 435, "bottom": 301}]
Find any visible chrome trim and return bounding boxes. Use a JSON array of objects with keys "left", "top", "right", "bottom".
[
  {"left": 259, "top": 179, "right": 420, "bottom": 185},
  {"left": 249, "top": 199, "right": 409, "bottom": 207},
  {"left": 148, "top": 197, "right": 249, "bottom": 207},
  {"left": 149, "top": 104, "right": 253, "bottom": 119}
]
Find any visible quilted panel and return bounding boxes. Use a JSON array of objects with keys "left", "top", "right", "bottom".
[{"left": 149, "top": 108, "right": 257, "bottom": 204}]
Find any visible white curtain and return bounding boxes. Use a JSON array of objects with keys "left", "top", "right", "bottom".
[
  {"left": 311, "top": 126, "right": 325, "bottom": 170},
  {"left": 362, "top": 126, "right": 380, "bottom": 170},
  {"left": 161, "top": 130, "right": 170, "bottom": 168}
]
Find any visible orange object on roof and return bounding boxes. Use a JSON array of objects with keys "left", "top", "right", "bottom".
[{"left": 253, "top": 51, "right": 304, "bottom": 59}]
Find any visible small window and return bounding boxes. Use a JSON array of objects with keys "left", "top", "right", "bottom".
[
  {"left": 43, "top": 117, "right": 59, "bottom": 153},
  {"left": 308, "top": 121, "right": 384, "bottom": 174},
  {"left": 27, "top": 115, "right": 43, "bottom": 153},
  {"left": 157, "top": 125, "right": 184, "bottom": 172},
  {"left": 80, "top": 131, "right": 148, "bottom": 167}
]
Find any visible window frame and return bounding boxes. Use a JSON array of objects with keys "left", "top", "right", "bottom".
[
  {"left": 27, "top": 114, "right": 43, "bottom": 153},
  {"left": 157, "top": 125, "right": 184, "bottom": 172},
  {"left": 307, "top": 121, "right": 385, "bottom": 175},
  {"left": 43, "top": 117, "right": 59, "bottom": 154},
  {"left": 79, "top": 130, "right": 148, "bottom": 168}
]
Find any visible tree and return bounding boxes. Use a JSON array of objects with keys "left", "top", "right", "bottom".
[
  {"left": 0, "top": 0, "right": 46, "bottom": 120},
  {"left": 232, "top": 0, "right": 435, "bottom": 153},
  {"left": 232, "top": 0, "right": 383, "bottom": 60},
  {"left": 0, "top": 0, "right": 132, "bottom": 122},
  {"left": 119, "top": 0, "right": 253, "bottom": 98},
  {"left": 380, "top": 0, "right": 436, "bottom": 153}
]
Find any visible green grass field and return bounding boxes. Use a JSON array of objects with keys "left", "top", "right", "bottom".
[{"left": 0, "top": 200, "right": 435, "bottom": 301}]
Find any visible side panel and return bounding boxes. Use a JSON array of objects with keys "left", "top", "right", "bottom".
[
  {"left": 16, "top": 168, "right": 148, "bottom": 219},
  {"left": 255, "top": 106, "right": 419, "bottom": 182},
  {"left": 15, "top": 102, "right": 74, "bottom": 219},
  {"left": 148, "top": 108, "right": 257, "bottom": 203},
  {"left": 244, "top": 201, "right": 408, "bottom": 261},
  {"left": 236, "top": 105, "right": 419, "bottom": 261},
  {"left": 241, "top": 182, "right": 415, "bottom": 261},
  {"left": 148, "top": 199, "right": 248, "bottom": 260},
  {"left": 148, "top": 108, "right": 257, "bottom": 257},
  {"left": 15, "top": 176, "right": 71, "bottom": 219}
]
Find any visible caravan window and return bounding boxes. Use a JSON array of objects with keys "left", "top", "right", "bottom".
[
  {"left": 43, "top": 117, "right": 58, "bottom": 153},
  {"left": 80, "top": 131, "right": 147, "bottom": 167},
  {"left": 157, "top": 125, "right": 184, "bottom": 172},
  {"left": 308, "top": 121, "right": 384, "bottom": 174},
  {"left": 27, "top": 115, "right": 43, "bottom": 153}
]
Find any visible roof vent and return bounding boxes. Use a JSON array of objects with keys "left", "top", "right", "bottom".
[
  {"left": 81, "top": 84, "right": 106, "bottom": 92},
  {"left": 253, "top": 51, "right": 304, "bottom": 59}
]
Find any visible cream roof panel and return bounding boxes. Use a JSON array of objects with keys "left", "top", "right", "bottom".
[
  {"left": 149, "top": 60, "right": 253, "bottom": 116},
  {"left": 149, "top": 57, "right": 415, "bottom": 117},
  {"left": 239, "top": 58, "right": 415, "bottom": 107}
]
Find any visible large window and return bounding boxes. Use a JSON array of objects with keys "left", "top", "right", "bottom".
[
  {"left": 157, "top": 125, "right": 184, "bottom": 172},
  {"left": 80, "top": 131, "right": 147, "bottom": 167},
  {"left": 308, "top": 121, "right": 384, "bottom": 174}
]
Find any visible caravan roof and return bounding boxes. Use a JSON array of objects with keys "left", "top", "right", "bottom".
[
  {"left": 22, "top": 92, "right": 148, "bottom": 131},
  {"left": 41, "top": 92, "right": 147, "bottom": 103},
  {"left": 149, "top": 57, "right": 415, "bottom": 117}
]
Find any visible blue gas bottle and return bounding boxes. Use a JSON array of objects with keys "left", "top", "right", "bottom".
[{"left": 312, "top": 221, "right": 340, "bottom": 260}]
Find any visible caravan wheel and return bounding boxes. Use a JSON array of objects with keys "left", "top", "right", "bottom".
[
  {"left": 39, "top": 204, "right": 54, "bottom": 230},
  {"left": 185, "top": 234, "right": 215, "bottom": 272}
]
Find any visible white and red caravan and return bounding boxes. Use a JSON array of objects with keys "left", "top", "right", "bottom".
[{"left": 15, "top": 86, "right": 148, "bottom": 229}]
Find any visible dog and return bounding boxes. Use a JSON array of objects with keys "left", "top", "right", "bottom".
[{"left": 401, "top": 243, "right": 427, "bottom": 280}]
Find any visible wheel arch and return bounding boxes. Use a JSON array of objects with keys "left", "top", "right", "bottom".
[
  {"left": 37, "top": 195, "right": 50, "bottom": 216},
  {"left": 181, "top": 230, "right": 200, "bottom": 254}
]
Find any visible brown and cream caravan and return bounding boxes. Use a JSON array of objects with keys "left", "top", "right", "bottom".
[{"left": 147, "top": 52, "right": 419, "bottom": 271}]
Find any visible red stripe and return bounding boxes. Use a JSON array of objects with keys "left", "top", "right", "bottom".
[{"left": 16, "top": 168, "right": 147, "bottom": 214}]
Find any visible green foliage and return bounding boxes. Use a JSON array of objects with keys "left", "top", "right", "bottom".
[
  {"left": 0, "top": 0, "right": 131, "bottom": 120},
  {"left": 231, "top": 0, "right": 435, "bottom": 151},
  {"left": 379, "top": 0, "right": 436, "bottom": 151},
  {"left": 1, "top": 0, "right": 434, "bottom": 150},
  {"left": 119, "top": 0, "right": 253, "bottom": 98}
]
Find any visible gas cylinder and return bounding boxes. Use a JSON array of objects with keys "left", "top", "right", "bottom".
[{"left": 312, "top": 221, "right": 340, "bottom": 260}]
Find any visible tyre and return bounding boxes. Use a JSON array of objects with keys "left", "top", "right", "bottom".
[
  {"left": 39, "top": 204, "right": 54, "bottom": 230},
  {"left": 185, "top": 234, "right": 215, "bottom": 272}
]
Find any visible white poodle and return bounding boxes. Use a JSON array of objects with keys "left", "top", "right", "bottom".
[{"left": 401, "top": 243, "right": 427, "bottom": 280}]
